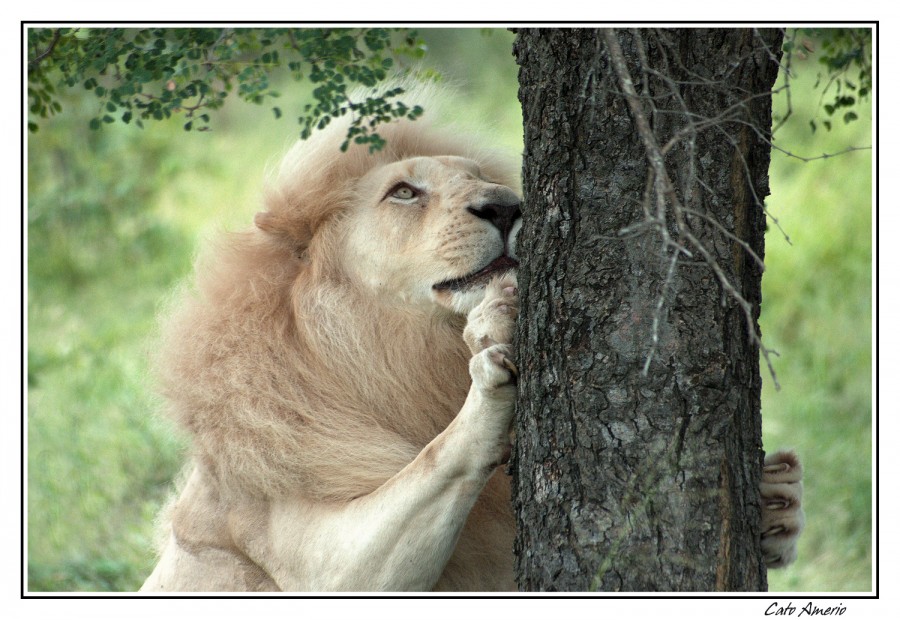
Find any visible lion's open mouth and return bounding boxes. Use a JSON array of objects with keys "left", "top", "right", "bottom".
[{"left": 433, "top": 256, "right": 519, "bottom": 292}]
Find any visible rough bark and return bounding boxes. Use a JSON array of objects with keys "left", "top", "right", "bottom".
[{"left": 511, "top": 28, "right": 783, "bottom": 592}]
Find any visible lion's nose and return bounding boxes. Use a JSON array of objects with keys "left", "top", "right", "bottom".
[{"left": 467, "top": 202, "right": 522, "bottom": 239}]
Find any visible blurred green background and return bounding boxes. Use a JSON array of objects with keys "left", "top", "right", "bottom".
[{"left": 26, "top": 29, "right": 872, "bottom": 592}]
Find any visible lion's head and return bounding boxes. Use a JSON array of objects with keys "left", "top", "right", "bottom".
[{"left": 254, "top": 90, "right": 521, "bottom": 319}]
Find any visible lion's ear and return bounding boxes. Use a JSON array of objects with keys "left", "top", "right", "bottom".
[
  {"left": 254, "top": 210, "right": 279, "bottom": 232},
  {"left": 255, "top": 211, "right": 313, "bottom": 253}
]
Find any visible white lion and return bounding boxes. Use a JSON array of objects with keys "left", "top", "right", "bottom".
[{"left": 141, "top": 87, "right": 803, "bottom": 592}]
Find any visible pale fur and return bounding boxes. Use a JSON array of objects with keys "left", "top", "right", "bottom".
[
  {"left": 155, "top": 90, "right": 519, "bottom": 503},
  {"left": 143, "top": 85, "right": 522, "bottom": 591},
  {"left": 142, "top": 83, "right": 804, "bottom": 593}
]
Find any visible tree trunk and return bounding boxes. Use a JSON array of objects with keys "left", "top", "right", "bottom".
[{"left": 511, "top": 27, "right": 783, "bottom": 592}]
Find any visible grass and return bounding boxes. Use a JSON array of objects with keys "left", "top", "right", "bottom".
[
  {"left": 27, "top": 104, "right": 193, "bottom": 591},
  {"left": 25, "top": 29, "right": 871, "bottom": 593}
]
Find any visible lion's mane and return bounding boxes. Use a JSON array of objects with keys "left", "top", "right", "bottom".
[{"left": 155, "top": 86, "right": 520, "bottom": 515}]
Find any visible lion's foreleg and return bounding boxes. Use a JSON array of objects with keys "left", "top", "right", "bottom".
[
  {"left": 230, "top": 277, "right": 518, "bottom": 592},
  {"left": 232, "top": 351, "right": 516, "bottom": 591}
]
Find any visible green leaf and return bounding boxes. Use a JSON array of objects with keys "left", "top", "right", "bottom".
[
  {"left": 28, "top": 26, "right": 430, "bottom": 141},
  {"left": 843, "top": 111, "right": 858, "bottom": 123},
  {"left": 89, "top": 118, "right": 101, "bottom": 130}
]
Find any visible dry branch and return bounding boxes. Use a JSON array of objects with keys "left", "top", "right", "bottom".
[{"left": 602, "top": 28, "right": 782, "bottom": 388}]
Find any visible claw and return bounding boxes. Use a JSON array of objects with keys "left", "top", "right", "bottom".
[
  {"left": 766, "top": 498, "right": 792, "bottom": 510},
  {"left": 763, "top": 462, "right": 790, "bottom": 475},
  {"left": 762, "top": 525, "right": 786, "bottom": 538},
  {"left": 501, "top": 356, "right": 518, "bottom": 378},
  {"left": 763, "top": 450, "right": 802, "bottom": 483}
]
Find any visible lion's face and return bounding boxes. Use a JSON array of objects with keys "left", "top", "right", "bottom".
[{"left": 341, "top": 156, "right": 521, "bottom": 314}]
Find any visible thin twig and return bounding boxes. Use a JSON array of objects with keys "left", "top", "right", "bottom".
[
  {"left": 603, "top": 28, "right": 781, "bottom": 388},
  {"left": 771, "top": 28, "right": 796, "bottom": 134},
  {"left": 682, "top": 208, "right": 766, "bottom": 271},
  {"left": 28, "top": 29, "right": 62, "bottom": 70},
  {"left": 642, "top": 249, "right": 681, "bottom": 375}
]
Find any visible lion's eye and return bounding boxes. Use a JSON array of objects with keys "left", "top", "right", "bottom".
[{"left": 390, "top": 184, "right": 418, "bottom": 201}]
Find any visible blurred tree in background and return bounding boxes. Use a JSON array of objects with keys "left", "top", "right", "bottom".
[{"left": 25, "top": 27, "right": 871, "bottom": 592}]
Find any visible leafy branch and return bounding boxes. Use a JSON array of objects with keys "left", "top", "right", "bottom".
[
  {"left": 26, "top": 27, "right": 428, "bottom": 151},
  {"left": 776, "top": 27, "right": 871, "bottom": 134}
]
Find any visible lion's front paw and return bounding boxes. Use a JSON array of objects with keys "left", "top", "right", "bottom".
[
  {"left": 469, "top": 343, "right": 518, "bottom": 395},
  {"left": 463, "top": 274, "right": 518, "bottom": 356},
  {"left": 760, "top": 450, "right": 805, "bottom": 568}
]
